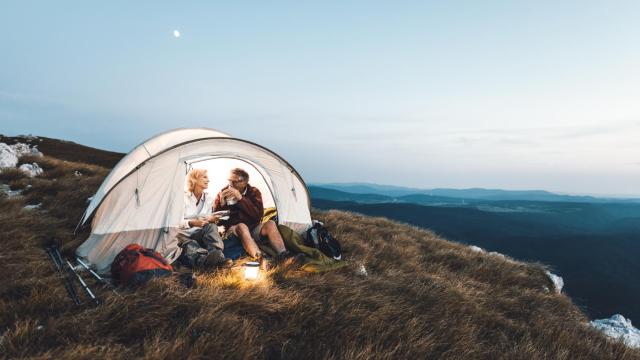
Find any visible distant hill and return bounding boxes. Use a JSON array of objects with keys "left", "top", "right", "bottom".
[
  {"left": 308, "top": 186, "right": 472, "bottom": 206},
  {"left": 1, "top": 136, "right": 637, "bottom": 358},
  {"left": 316, "top": 182, "right": 640, "bottom": 203},
  {"left": 314, "top": 182, "right": 430, "bottom": 197},
  {"left": 307, "top": 185, "right": 394, "bottom": 203}
]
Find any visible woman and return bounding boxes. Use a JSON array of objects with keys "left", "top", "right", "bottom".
[{"left": 177, "top": 168, "right": 232, "bottom": 269}]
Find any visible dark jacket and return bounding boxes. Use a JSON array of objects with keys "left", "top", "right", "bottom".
[{"left": 214, "top": 184, "right": 263, "bottom": 230}]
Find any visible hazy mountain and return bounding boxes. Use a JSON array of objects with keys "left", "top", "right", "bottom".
[
  {"left": 315, "top": 182, "right": 640, "bottom": 203},
  {"left": 307, "top": 185, "right": 394, "bottom": 203},
  {"left": 308, "top": 185, "right": 471, "bottom": 205},
  {"left": 314, "top": 182, "right": 432, "bottom": 197}
]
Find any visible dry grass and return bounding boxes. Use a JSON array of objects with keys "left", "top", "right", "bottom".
[{"left": 1, "top": 153, "right": 639, "bottom": 359}]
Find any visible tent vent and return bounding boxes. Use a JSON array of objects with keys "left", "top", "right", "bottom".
[{"left": 290, "top": 170, "right": 297, "bottom": 200}]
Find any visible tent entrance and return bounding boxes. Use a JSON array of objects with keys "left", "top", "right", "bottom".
[{"left": 187, "top": 156, "right": 277, "bottom": 211}]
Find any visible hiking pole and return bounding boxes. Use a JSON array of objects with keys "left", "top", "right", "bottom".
[
  {"left": 46, "top": 247, "right": 82, "bottom": 306},
  {"left": 65, "top": 259, "right": 100, "bottom": 305},
  {"left": 50, "top": 247, "right": 83, "bottom": 305},
  {"left": 76, "top": 257, "right": 121, "bottom": 298},
  {"left": 51, "top": 246, "right": 99, "bottom": 305},
  {"left": 51, "top": 246, "right": 90, "bottom": 306}
]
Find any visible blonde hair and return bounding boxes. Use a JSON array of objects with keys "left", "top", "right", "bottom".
[{"left": 187, "top": 168, "right": 208, "bottom": 193}]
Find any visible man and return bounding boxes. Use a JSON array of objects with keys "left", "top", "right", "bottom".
[
  {"left": 214, "top": 168, "right": 295, "bottom": 263},
  {"left": 178, "top": 168, "right": 232, "bottom": 269}
]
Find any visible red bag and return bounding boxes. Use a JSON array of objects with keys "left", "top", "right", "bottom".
[{"left": 111, "top": 244, "right": 173, "bottom": 285}]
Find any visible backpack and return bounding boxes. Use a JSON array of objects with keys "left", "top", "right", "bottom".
[
  {"left": 111, "top": 244, "right": 173, "bottom": 286},
  {"left": 304, "top": 221, "right": 342, "bottom": 260}
]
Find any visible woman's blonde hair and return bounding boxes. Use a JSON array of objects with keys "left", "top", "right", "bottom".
[{"left": 187, "top": 168, "right": 208, "bottom": 193}]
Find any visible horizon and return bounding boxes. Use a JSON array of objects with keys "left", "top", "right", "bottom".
[
  {"left": 310, "top": 181, "right": 640, "bottom": 199},
  {"left": 2, "top": 2, "right": 639, "bottom": 196},
  {"left": 5, "top": 130, "right": 640, "bottom": 199},
  {"left": 4, "top": 131, "right": 640, "bottom": 199}
]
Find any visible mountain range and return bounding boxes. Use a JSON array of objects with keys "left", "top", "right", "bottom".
[{"left": 314, "top": 182, "right": 640, "bottom": 203}]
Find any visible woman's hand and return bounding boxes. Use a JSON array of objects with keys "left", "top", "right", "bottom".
[
  {"left": 189, "top": 218, "right": 209, "bottom": 227},
  {"left": 207, "top": 214, "right": 221, "bottom": 224}
]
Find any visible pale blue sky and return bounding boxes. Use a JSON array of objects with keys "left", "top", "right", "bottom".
[{"left": 1, "top": 1, "right": 639, "bottom": 196}]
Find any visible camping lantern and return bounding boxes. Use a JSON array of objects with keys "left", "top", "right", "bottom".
[{"left": 244, "top": 262, "right": 260, "bottom": 280}]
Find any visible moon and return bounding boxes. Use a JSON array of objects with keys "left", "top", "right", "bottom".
[{"left": 173, "top": 30, "right": 181, "bottom": 38}]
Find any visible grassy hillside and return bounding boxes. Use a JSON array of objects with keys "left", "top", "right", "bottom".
[
  {"left": 312, "top": 199, "right": 640, "bottom": 322},
  {"left": 1, "top": 142, "right": 639, "bottom": 358}
]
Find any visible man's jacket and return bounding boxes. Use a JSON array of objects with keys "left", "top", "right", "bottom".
[{"left": 214, "top": 184, "right": 263, "bottom": 229}]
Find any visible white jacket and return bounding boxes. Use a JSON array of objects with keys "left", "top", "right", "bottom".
[{"left": 179, "top": 191, "right": 215, "bottom": 236}]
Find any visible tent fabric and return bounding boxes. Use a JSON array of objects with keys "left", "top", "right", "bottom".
[
  {"left": 81, "top": 128, "right": 231, "bottom": 225},
  {"left": 76, "top": 128, "right": 312, "bottom": 273}
]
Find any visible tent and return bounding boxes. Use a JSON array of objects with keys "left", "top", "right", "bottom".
[{"left": 76, "top": 128, "right": 312, "bottom": 273}]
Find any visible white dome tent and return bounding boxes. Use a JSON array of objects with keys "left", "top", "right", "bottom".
[{"left": 76, "top": 128, "right": 312, "bottom": 273}]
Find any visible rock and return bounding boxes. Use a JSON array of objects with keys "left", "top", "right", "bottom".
[
  {"left": 19, "top": 162, "right": 43, "bottom": 177},
  {"left": 469, "top": 245, "right": 484, "bottom": 253},
  {"left": 11, "top": 143, "right": 33, "bottom": 157},
  {"left": 0, "top": 142, "right": 43, "bottom": 169},
  {"left": 545, "top": 270, "right": 564, "bottom": 293},
  {"left": 0, "top": 143, "right": 19, "bottom": 168},
  {"left": 0, "top": 184, "right": 22, "bottom": 198},
  {"left": 356, "top": 264, "right": 368, "bottom": 277},
  {"left": 591, "top": 314, "right": 640, "bottom": 349},
  {"left": 23, "top": 203, "right": 41, "bottom": 210},
  {"left": 11, "top": 142, "right": 43, "bottom": 157}
]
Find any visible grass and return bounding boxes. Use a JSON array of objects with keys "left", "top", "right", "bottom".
[{"left": 0, "top": 145, "right": 639, "bottom": 359}]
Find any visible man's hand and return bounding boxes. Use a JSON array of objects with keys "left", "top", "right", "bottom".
[
  {"left": 222, "top": 188, "right": 242, "bottom": 201},
  {"left": 189, "top": 218, "right": 209, "bottom": 227}
]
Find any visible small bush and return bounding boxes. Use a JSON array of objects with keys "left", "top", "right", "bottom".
[{"left": 0, "top": 168, "right": 27, "bottom": 183}]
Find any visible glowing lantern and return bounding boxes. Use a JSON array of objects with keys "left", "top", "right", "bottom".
[{"left": 244, "top": 262, "right": 260, "bottom": 280}]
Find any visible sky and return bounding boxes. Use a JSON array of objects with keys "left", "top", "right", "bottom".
[{"left": 1, "top": 1, "right": 639, "bottom": 196}]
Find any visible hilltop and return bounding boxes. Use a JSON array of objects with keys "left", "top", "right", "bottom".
[
  {"left": 0, "top": 135, "right": 124, "bottom": 168},
  {"left": 0, "top": 136, "right": 638, "bottom": 359}
]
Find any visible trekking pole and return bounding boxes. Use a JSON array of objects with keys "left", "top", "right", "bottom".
[
  {"left": 75, "top": 258, "right": 106, "bottom": 283},
  {"left": 76, "top": 257, "right": 121, "bottom": 297},
  {"left": 51, "top": 246, "right": 93, "bottom": 306},
  {"left": 51, "top": 246, "right": 99, "bottom": 305},
  {"left": 65, "top": 259, "right": 100, "bottom": 305},
  {"left": 46, "top": 247, "right": 81, "bottom": 306}
]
